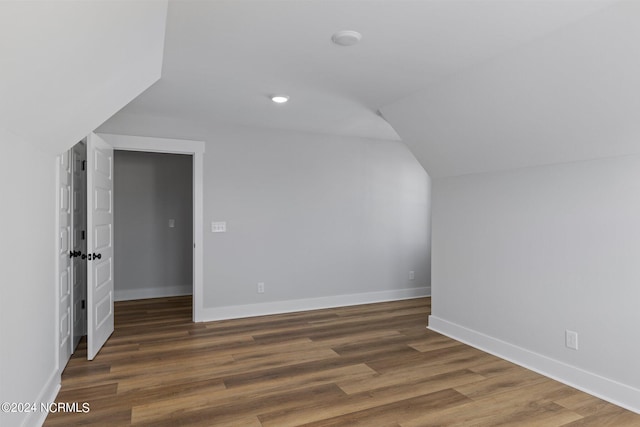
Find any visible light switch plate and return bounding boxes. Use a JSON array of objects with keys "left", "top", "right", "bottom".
[
  {"left": 168, "top": 219, "right": 175, "bottom": 228},
  {"left": 211, "top": 221, "right": 227, "bottom": 233}
]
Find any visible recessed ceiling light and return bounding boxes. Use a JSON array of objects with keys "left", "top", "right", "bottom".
[
  {"left": 331, "top": 30, "right": 362, "bottom": 47},
  {"left": 271, "top": 95, "right": 289, "bottom": 104}
]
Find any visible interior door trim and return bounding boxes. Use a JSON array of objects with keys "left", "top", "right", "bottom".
[{"left": 98, "top": 133, "right": 205, "bottom": 322}]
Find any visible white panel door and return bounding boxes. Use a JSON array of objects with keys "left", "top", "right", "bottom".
[
  {"left": 86, "top": 133, "right": 114, "bottom": 360},
  {"left": 57, "top": 150, "right": 72, "bottom": 371},
  {"left": 71, "top": 141, "right": 87, "bottom": 351}
]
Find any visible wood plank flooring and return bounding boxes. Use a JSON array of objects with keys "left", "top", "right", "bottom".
[{"left": 45, "top": 296, "right": 640, "bottom": 426}]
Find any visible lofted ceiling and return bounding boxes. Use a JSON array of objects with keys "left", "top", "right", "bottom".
[
  {"left": 0, "top": 1, "right": 167, "bottom": 154},
  {"left": 381, "top": 0, "right": 640, "bottom": 177},
  {"left": 104, "top": 0, "right": 615, "bottom": 142}
]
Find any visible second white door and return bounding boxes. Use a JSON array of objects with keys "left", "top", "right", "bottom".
[{"left": 86, "top": 133, "right": 115, "bottom": 360}]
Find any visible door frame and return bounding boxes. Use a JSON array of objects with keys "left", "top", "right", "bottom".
[{"left": 100, "top": 133, "right": 205, "bottom": 322}]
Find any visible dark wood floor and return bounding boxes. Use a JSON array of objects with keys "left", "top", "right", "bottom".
[{"left": 45, "top": 296, "right": 639, "bottom": 426}]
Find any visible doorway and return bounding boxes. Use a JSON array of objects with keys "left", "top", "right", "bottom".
[
  {"left": 113, "top": 151, "right": 193, "bottom": 301},
  {"left": 57, "top": 133, "right": 204, "bottom": 372},
  {"left": 97, "top": 133, "right": 205, "bottom": 322}
]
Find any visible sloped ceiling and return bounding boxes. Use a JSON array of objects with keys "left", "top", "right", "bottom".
[
  {"left": 0, "top": 1, "right": 167, "bottom": 154},
  {"left": 381, "top": 1, "right": 640, "bottom": 178},
  {"left": 101, "top": 0, "right": 615, "bottom": 145}
]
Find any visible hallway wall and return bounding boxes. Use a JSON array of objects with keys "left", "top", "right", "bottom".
[{"left": 114, "top": 151, "right": 193, "bottom": 300}]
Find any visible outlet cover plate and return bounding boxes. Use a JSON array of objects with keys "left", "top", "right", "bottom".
[{"left": 565, "top": 330, "right": 579, "bottom": 350}]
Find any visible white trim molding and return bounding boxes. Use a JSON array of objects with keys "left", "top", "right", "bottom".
[
  {"left": 200, "top": 287, "right": 430, "bottom": 322},
  {"left": 98, "top": 133, "right": 205, "bottom": 322},
  {"left": 22, "top": 369, "right": 60, "bottom": 427},
  {"left": 428, "top": 315, "right": 640, "bottom": 415},
  {"left": 114, "top": 286, "right": 193, "bottom": 302}
]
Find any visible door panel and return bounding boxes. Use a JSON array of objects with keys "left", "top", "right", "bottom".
[
  {"left": 71, "top": 141, "right": 87, "bottom": 350},
  {"left": 57, "top": 151, "right": 72, "bottom": 371},
  {"left": 87, "top": 133, "right": 114, "bottom": 360}
]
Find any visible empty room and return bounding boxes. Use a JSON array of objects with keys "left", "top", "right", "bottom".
[{"left": 1, "top": 1, "right": 639, "bottom": 426}]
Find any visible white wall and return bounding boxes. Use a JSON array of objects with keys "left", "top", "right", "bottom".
[
  {"left": 202, "top": 126, "right": 430, "bottom": 318},
  {"left": 429, "top": 155, "right": 640, "bottom": 412},
  {"left": 114, "top": 151, "right": 193, "bottom": 301},
  {"left": 0, "top": 129, "right": 59, "bottom": 427}
]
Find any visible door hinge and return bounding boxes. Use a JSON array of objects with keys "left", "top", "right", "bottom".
[
  {"left": 81, "top": 300, "right": 86, "bottom": 310},
  {"left": 82, "top": 160, "right": 86, "bottom": 171}
]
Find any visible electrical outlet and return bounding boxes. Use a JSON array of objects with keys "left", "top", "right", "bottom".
[
  {"left": 257, "top": 282, "right": 265, "bottom": 294},
  {"left": 409, "top": 271, "right": 415, "bottom": 280},
  {"left": 565, "top": 330, "right": 579, "bottom": 350}
]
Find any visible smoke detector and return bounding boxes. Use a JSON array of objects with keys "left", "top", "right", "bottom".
[{"left": 331, "top": 30, "right": 362, "bottom": 47}]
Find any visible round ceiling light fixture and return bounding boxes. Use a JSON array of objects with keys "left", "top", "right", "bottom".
[
  {"left": 271, "top": 95, "right": 289, "bottom": 104},
  {"left": 331, "top": 30, "right": 362, "bottom": 47}
]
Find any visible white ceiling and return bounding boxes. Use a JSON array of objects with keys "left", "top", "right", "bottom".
[
  {"left": 106, "top": 0, "right": 615, "bottom": 142},
  {"left": 0, "top": 1, "right": 167, "bottom": 153},
  {"left": 381, "top": 0, "right": 640, "bottom": 177}
]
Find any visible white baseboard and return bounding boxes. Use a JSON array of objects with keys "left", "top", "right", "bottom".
[
  {"left": 428, "top": 315, "right": 640, "bottom": 415},
  {"left": 114, "top": 285, "right": 192, "bottom": 301},
  {"left": 23, "top": 369, "right": 60, "bottom": 427},
  {"left": 198, "top": 286, "right": 430, "bottom": 322}
]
